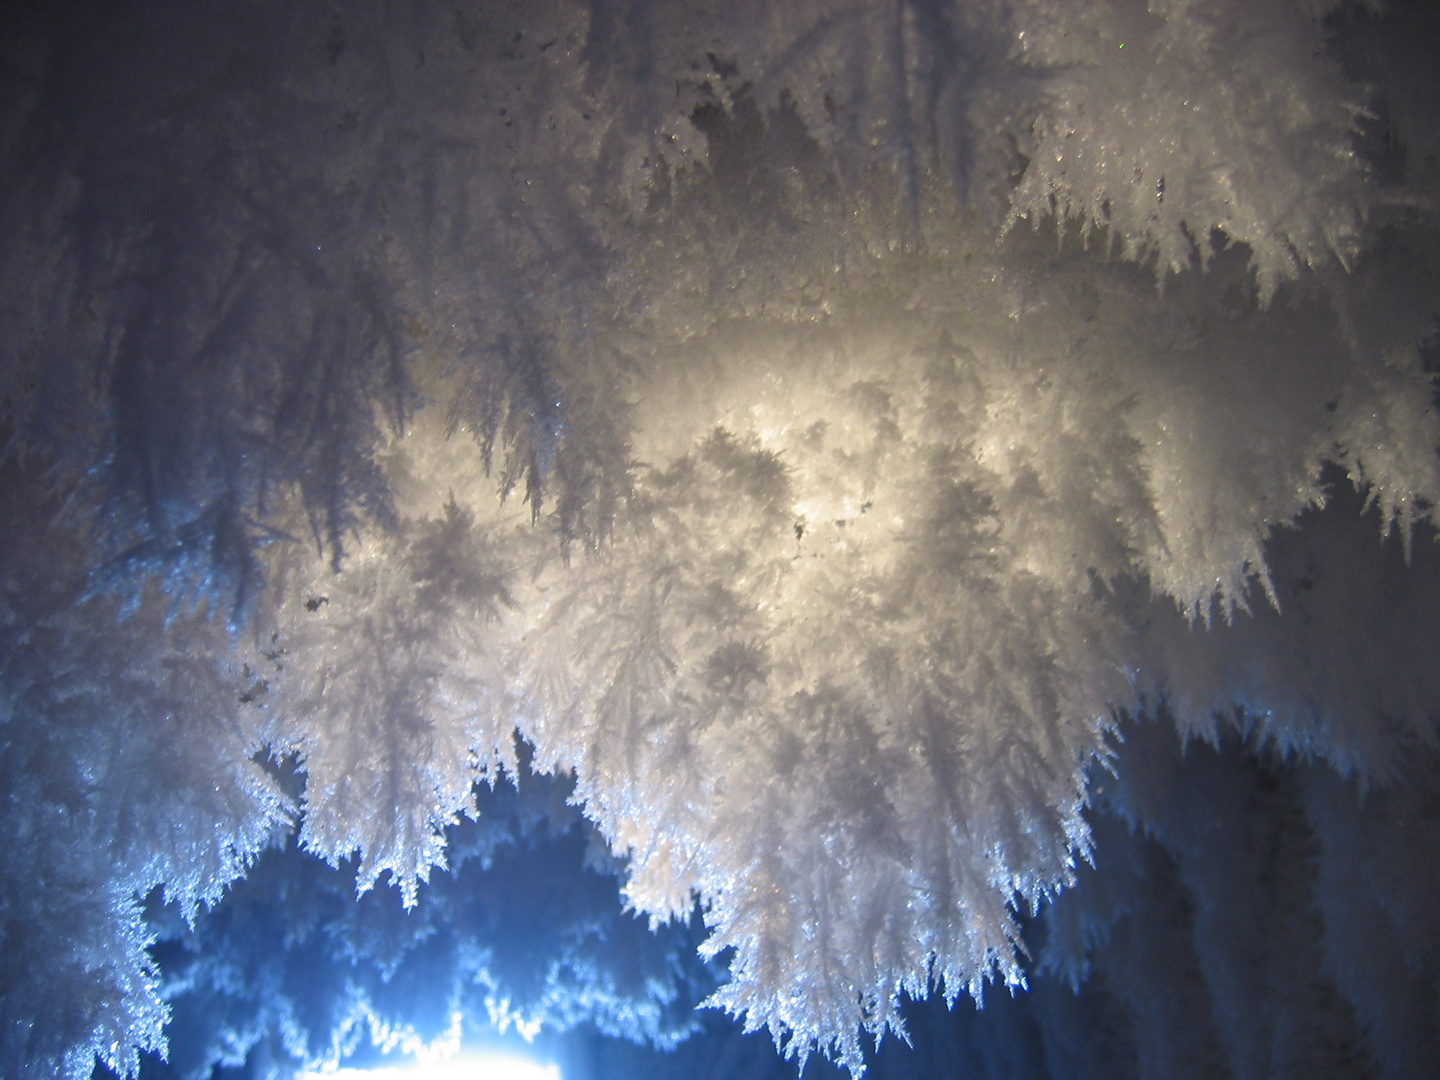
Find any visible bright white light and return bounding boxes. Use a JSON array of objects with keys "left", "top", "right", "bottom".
[{"left": 300, "top": 1055, "right": 560, "bottom": 1080}]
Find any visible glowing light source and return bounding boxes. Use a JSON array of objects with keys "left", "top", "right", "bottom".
[{"left": 300, "top": 1055, "right": 561, "bottom": 1080}]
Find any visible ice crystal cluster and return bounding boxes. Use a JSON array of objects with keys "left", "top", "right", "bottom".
[
  {"left": 1, "top": 0, "right": 1438, "bottom": 1076},
  {"left": 139, "top": 767, "right": 720, "bottom": 1080}
]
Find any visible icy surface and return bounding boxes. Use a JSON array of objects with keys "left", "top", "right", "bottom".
[{"left": 1, "top": 1, "right": 1438, "bottom": 1075}]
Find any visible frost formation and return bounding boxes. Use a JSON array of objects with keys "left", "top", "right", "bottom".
[{"left": 1, "top": 1, "right": 1438, "bottom": 1077}]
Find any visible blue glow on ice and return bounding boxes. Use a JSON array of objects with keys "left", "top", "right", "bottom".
[{"left": 299, "top": 1055, "right": 561, "bottom": 1080}]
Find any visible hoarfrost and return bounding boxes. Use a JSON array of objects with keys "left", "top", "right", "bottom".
[{"left": 1, "top": 0, "right": 1438, "bottom": 1075}]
